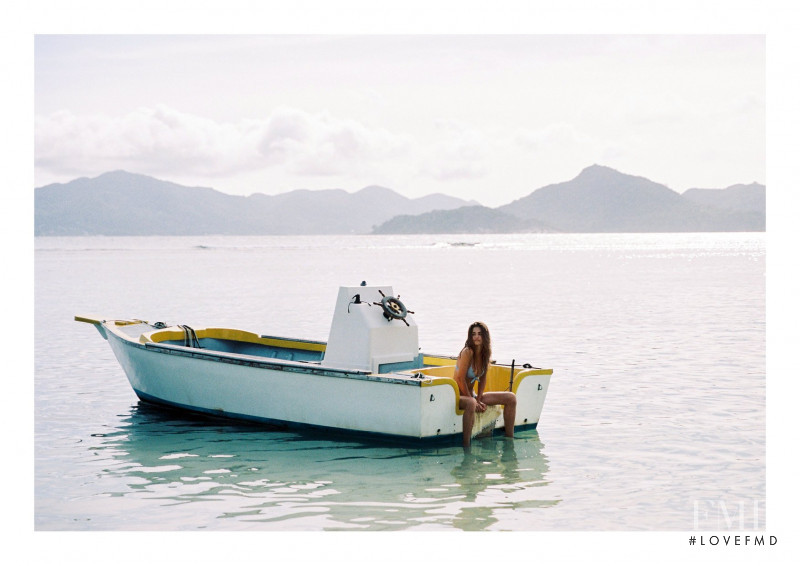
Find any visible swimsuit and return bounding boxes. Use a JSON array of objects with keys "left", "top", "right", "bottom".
[{"left": 456, "top": 364, "right": 485, "bottom": 387}]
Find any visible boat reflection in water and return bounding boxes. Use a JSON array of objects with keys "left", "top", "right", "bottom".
[{"left": 89, "top": 402, "right": 558, "bottom": 530}]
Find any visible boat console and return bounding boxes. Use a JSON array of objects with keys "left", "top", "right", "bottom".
[{"left": 323, "top": 285, "right": 422, "bottom": 373}]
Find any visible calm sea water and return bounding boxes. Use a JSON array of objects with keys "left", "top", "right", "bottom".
[{"left": 34, "top": 233, "right": 765, "bottom": 532}]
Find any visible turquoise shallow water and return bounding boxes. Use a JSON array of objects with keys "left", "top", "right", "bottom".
[{"left": 34, "top": 233, "right": 765, "bottom": 532}]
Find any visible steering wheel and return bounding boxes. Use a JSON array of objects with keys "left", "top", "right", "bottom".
[{"left": 380, "top": 296, "right": 408, "bottom": 321}]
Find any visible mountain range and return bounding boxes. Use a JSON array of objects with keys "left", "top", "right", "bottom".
[
  {"left": 34, "top": 171, "right": 475, "bottom": 236},
  {"left": 493, "top": 165, "right": 765, "bottom": 233},
  {"left": 34, "top": 166, "right": 765, "bottom": 236}
]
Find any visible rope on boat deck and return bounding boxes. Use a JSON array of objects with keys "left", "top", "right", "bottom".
[{"left": 411, "top": 372, "right": 434, "bottom": 384}]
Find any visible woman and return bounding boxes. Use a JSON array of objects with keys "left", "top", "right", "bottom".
[{"left": 454, "top": 321, "right": 517, "bottom": 448}]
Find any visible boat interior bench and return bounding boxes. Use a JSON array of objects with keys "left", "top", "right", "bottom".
[
  {"left": 138, "top": 326, "right": 515, "bottom": 381},
  {"left": 140, "top": 326, "right": 326, "bottom": 363}
]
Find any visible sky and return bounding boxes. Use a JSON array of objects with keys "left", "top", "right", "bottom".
[{"left": 34, "top": 33, "right": 765, "bottom": 207}]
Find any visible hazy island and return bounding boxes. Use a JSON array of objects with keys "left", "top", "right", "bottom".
[{"left": 35, "top": 165, "right": 765, "bottom": 236}]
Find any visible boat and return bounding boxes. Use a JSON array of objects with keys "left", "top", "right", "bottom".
[{"left": 76, "top": 284, "right": 552, "bottom": 442}]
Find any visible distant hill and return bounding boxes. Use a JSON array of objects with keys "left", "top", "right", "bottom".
[
  {"left": 493, "top": 165, "right": 764, "bottom": 233},
  {"left": 34, "top": 171, "right": 476, "bottom": 236},
  {"left": 35, "top": 166, "right": 765, "bottom": 236},
  {"left": 682, "top": 183, "right": 765, "bottom": 215},
  {"left": 372, "top": 205, "right": 552, "bottom": 234}
]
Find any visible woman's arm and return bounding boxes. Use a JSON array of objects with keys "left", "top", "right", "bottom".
[
  {"left": 454, "top": 348, "right": 472, "bottom": 397},
  {"left": 476, "top": 376, "right": 487, "bottom": 411},
  {"left": 476, "top": 376, "right": 486, "bottom": 400}
]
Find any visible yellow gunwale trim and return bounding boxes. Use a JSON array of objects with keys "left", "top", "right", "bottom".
[
  {"left": 139, "top": 326, "right": 326, "bottom": 352},
  {"left": 421, "top": 354, "right": 457, "bottom": 366},
  {"left": 76, "top": 316, "right": 149, "bottom": 327},
  {"left": 415, "top": 364, "right": 552, "bottom": 415}
]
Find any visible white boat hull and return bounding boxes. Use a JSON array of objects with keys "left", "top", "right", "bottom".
[
  {"left": 108, "top": 328, "right": 437, "bottom": 438},
  {"left": 78, "top": 285, "right": 552, "bottom": 442}
]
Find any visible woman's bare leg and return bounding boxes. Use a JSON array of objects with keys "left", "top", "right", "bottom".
[
  {"left": 459, "top": 396, "right": 477, "bottom": 448},
  {"left": 481, "top": 392, "right": 517, "bottom": 437}
]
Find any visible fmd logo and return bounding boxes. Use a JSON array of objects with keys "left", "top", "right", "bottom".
[{"left": 693, "top": 499, "right": 765, "bottom": 530}]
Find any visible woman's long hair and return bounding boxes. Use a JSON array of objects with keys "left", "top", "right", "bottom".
[{"left": 464, "top": 321, "right": 491, "bottom": 377}]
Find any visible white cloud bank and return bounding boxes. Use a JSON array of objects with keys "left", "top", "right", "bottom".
[
  {"left": 36, "top": 104, "right": 537, "bottom": 200},
  {"left": 35, "top": 105, "right": 415, "bottom": 181},
  {"left": 36, "top": 98, "right": 762, "bottom": 205}
]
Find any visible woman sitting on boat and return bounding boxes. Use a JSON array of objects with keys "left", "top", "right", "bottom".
[{"left": 454, "top": 321, "right": 517, "bottom": 448}]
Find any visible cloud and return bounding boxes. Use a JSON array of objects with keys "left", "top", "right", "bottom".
[
  {"left": 419, "top": 121, "right": 490, "bottom": 181},
  {"left": 35, "top": 106, "right": 260, "bottom": 178},
  {"left": 258, "top": 107, "right": 411, "bottom": 177},
  {"left": 34, "top": 105, "right": 501, "bottom": 190},
  {"left": 35, "top": 105, "right": 411, "bottom": 181}
]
